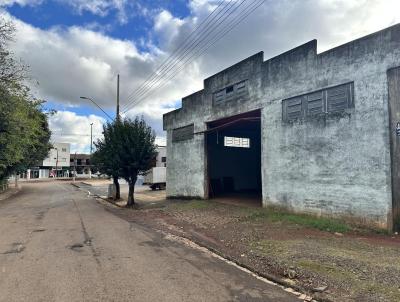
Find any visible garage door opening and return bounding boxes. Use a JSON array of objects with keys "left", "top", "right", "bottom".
[{"left": 206, "top": 110, "right": 262, "bottom": 206}]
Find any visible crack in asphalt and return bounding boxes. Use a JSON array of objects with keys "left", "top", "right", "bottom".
[{"left": 71, "top": 199, "right": 99, "bottom": 264}]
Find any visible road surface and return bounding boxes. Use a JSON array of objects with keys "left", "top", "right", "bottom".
[{"left": 0, "top": 182, "right": 298, "bottom": 302}]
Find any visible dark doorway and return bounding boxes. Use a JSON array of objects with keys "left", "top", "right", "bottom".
[{"left": 206, "top": 110, "right": 262, "bottom": 205}]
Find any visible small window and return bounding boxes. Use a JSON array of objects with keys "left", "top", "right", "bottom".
[
  {"left": 161, "top": 157, "right": 166, "bottom": 163},
  {"left": 86, "top": 159, "right": 90, "bottom": 165},
  {"left": 224, "top": 136, "right": 250, "bottom": 148},
  {"left": 213, "top": 80, "right": 248, "bottom": 106},
  {"left": 62, "top": 148, "right": 67, "bottom": 152}
]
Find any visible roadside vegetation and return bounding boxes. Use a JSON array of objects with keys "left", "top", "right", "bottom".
[{"left": 0, "top": 18, "right": 52, "bottom": 185}]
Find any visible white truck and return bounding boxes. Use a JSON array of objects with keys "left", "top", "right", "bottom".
[{"left": 143, "top": 167, "right": 166, "bottom": 190}]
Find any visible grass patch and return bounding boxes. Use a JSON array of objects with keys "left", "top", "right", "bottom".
[{"left": 246, "top": 209, "right": 351, "bottom": 233}]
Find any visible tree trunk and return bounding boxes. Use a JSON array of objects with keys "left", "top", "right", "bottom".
[
  {"left": 113, "top": 175, "right": 120, "bottom": 200},
  {"left": 126, "top": 176, "right": 137, "bottom": 208}
]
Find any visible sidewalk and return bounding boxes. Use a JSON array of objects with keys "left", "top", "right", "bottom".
[
  {"left": 105, "top": 199, "right": 400, "bottom": 302},
  {"left": 75, "top": 181, "right": 166, "bottom": 208}
]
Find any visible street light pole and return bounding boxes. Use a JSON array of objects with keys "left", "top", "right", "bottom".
[
  {"left": 79, "top": 96, "right": 113, "bottom": 121},
  {"left": 73, "top": 151, "right": 77, "bottom": 183}
]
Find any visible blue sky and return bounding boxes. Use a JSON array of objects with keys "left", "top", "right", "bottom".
[
  {"left": 7, "top": 1, "right": 190, "bottom": 47},
  {"left": 5, "top": 0, "right": 191, "bottom": 120},
  {"left": 1, "top": 0, "right": 400, "bottom": 152}
]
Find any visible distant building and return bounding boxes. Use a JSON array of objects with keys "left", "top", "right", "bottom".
[
  {"left": 70, "top": 153, "right": 92, "bottom": 176},
  {"left": 26, "top": 143, "right": 70, "bottom": 178}
]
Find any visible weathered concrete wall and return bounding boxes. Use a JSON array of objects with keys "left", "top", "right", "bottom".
[
  {"left": 261, "top": 26, "right": 400, "bottom": 228},
  {"left": 166, "top": 125, "right": 206, "bottom": 199},
  {"left": 164, "top": 24, "right": 400, "bottom": 228}
]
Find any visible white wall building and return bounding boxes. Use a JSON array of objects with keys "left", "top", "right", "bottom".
[
  {"left": 26, "top": 143, "right": 71, "bottom": 179},
  {"left": 42, "top": 143, "right": 70, "bottom": 168}
]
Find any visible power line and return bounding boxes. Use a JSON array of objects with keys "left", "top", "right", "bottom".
[
  {"left": 121, "top": 0, "right": 243, "bottom": 112},
  {"left": 121, "top": 0, "right": 243, "bottom": 111},
  {"left": 122, "top": 0, "right": 262, "bottom": 113},
  {"left": 121, "top": 0, "right": 228, "bottom": 108},
  {"left": 122, "top": 0, "right": 264, "bottom": 113}
]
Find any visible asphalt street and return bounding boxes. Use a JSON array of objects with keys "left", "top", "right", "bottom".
[{"left": 0, "top": 181, "right": 299, "bottom": 302}]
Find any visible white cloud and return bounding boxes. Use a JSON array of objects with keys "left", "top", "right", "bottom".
[
  {"left": 49, "top": 111, "right": 106, "bottom": 153},
  {"left": 2, "top": 0, "right": 400, "bottom": 147},
  {"left": 58, "top": 0, "right": 129, "bottom": 24},
  {"left": 0, "top": 0, "right": 42, "bottom": 6}
]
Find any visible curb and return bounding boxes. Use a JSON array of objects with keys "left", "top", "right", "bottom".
[
  {"left": 178, "top": 232, "right": 333, "bottom": 302},
  {"left": 71, "top": 182, "right": 124, "bottom": 208}
]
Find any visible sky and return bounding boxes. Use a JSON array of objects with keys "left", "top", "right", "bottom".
[{"left": 1, "top": 0, "right": 400, "bottom": 153}]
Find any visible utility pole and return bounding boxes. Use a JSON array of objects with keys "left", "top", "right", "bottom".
[
  {"left": 90, "top": 123, "right": 93, "bottom": 154},
  {"left": 73, "top": 151, "right": 77, "bottom": 183},
  {"left": 90, "top": 123, "right": 93, "bottom": 179},
  {"left": 116, "top": 74, "right": 120, "bottom": 120}
]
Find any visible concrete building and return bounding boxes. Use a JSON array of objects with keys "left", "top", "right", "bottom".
[
  {"left": 27, "top": 143, "right": 70, "bottom": 178},
  {"left": 163, "top": 24, "right": 400, "bottom": 231},
  {"left": 70, "top": 153, "right": 92, "bottom": 177}
]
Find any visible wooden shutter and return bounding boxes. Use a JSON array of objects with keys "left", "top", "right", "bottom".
[
  {"left": 213, "top": 90, "right": 225, "bottom": 105},
  {"left": 306, "top": 91, "right": 325, "bottom": 116},
  {"left": 235, "top": 80, "right": 247, "bottom": 98},
  {"left": 326, "top": 83, "right": 353, "bottom": 113},
  {"left": 283, "top": 97, "right": 303, "bottom": 122}
]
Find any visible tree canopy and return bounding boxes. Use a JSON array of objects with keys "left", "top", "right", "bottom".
[
  {"left": 92, "top": 117, "right": 157, "bottom": 206},
  {"left": 0, "top": 18, "right": 51, "bottom": 183}
]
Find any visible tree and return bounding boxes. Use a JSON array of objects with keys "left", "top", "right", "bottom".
[
  {"left": 0, "top": 18, "right": 27, "bottom": 88},
  {"left": 93, "top": 117, "right": 156, "bottom": 207},
  {"left": 0, "top": 18, "right": 51, "bottom": 184},
  {"left": 92, "top": 123, "right": 121, "bottom": 200},
  {"left": 0, "top": 84, "right": 52, "bottom": 182}
]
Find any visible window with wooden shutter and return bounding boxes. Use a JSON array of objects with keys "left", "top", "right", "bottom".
[
  {"left": 213, "top": 90, "right": 225, "bottom": 105},
  {"left": 282, "top": 82, "right": 354, "bottom": 122},
  {"left": 282, "top": 97, "right": 303, "bottom": 122},
  {"left": 235, "top": 80, "right": 247, "bottom": 99},
  {"left": 326, "top": 83, "right": 353, "bottom": 113},
  {"left": 213, "top": 80, "right": 248, "bottom": 106},
  {"left": 306, "top": 91, "right": 324, "bottom": 116}
]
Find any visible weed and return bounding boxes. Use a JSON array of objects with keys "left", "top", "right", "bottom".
[{"left": 246, "top": 208, "right": 351, "bottom": 233}]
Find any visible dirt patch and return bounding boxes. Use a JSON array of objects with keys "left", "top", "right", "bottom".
[{"left": 106, "top": 199, "right": 400, "bottom": 302}]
